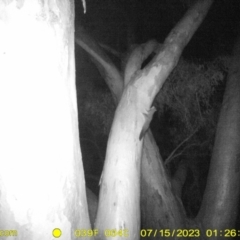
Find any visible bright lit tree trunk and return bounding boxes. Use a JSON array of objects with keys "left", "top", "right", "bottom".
[
  {"left": 94, "top": 1, "right": 213, "bottom": 239},
  {"left": 0, "top": 1, "right": 91, "bottom": 239}
]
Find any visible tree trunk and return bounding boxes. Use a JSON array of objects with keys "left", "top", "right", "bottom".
[
  {"left": 0, "top": 1, "right": 91, "bottom": 239},
  {"left": 141, "top": 132, "right": 186, "bottom": 231},
  {"left": 197, "top": 36, "right": 240, "bottom": 233},
  {"left": 75, "top": 1, "right": 213, "bottom": 238},
  {"left": 94, "top": 1, "right": 213, "bottom": 239}
]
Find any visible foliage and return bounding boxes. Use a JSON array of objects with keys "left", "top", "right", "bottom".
[
  {"left": 152, "top": 56, "right": 229, "bottom": 217},
  {"left": 155, "top": 56, "right": 229, "bottom": 152}
]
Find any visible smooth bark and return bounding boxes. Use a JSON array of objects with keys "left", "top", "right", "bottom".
[
  {"left": 0, "top": 1, "right": 91, "bottom": 239},
  {"left": 141, "top": 132, "right": 186, "bottom": 231},
  {"left": 94, "top": 1, "right": 213, "bottom": 239},
  {"left": 197, "top": 36, "right": 240, "bottom": 231}
]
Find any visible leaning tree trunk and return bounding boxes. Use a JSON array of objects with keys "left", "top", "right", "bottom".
[
  {"left": 196, "top": 36, "right": 240, "bottom": 234},
  {"left": 0, "top": 1, "right": 91, "bottom": 239},
  {"left": 93, "top": 1, "right": 213, "bottom": 239}
]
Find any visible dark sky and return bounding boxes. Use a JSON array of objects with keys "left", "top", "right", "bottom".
[{"left": 75, "top": 0, "right": 240, "bottom": 60}]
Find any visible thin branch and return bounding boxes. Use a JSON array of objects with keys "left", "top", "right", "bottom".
[
  {"left": 81, "top": 0, "right": 86, "bottom": 13},
  {"left": 166, "top": 142, "right": 199, "bottom": 164},
  {"left": 196, "top": 92, "right": 203, "bottom": 121},
  {"left": 165, "top": 126, "right": 199, "bottom": 165},
  {"left": 99, "top": 43, "right": 122, "bottom": 58},
  {"left": 75, "top": 27, "right": 123, "bottom": 104}
]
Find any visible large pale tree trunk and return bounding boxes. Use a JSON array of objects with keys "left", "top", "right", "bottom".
[{"left": 0, "top": 1, "right": 91, "bottom": 239}]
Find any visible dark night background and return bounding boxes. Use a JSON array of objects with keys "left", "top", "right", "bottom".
[
  {"left": 74, "top": 0, "right": 240, "bottom": 229},
  {"left": 75, "top": 0, "right": 240, "bottom": 59}
]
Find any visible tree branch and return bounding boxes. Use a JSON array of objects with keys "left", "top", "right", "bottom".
[
  {"left": 165, "top": 127, "right": 199, "bottom": 165},
  {"left": 75, "top": 27, "right": 123, "bottom": 104}
]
